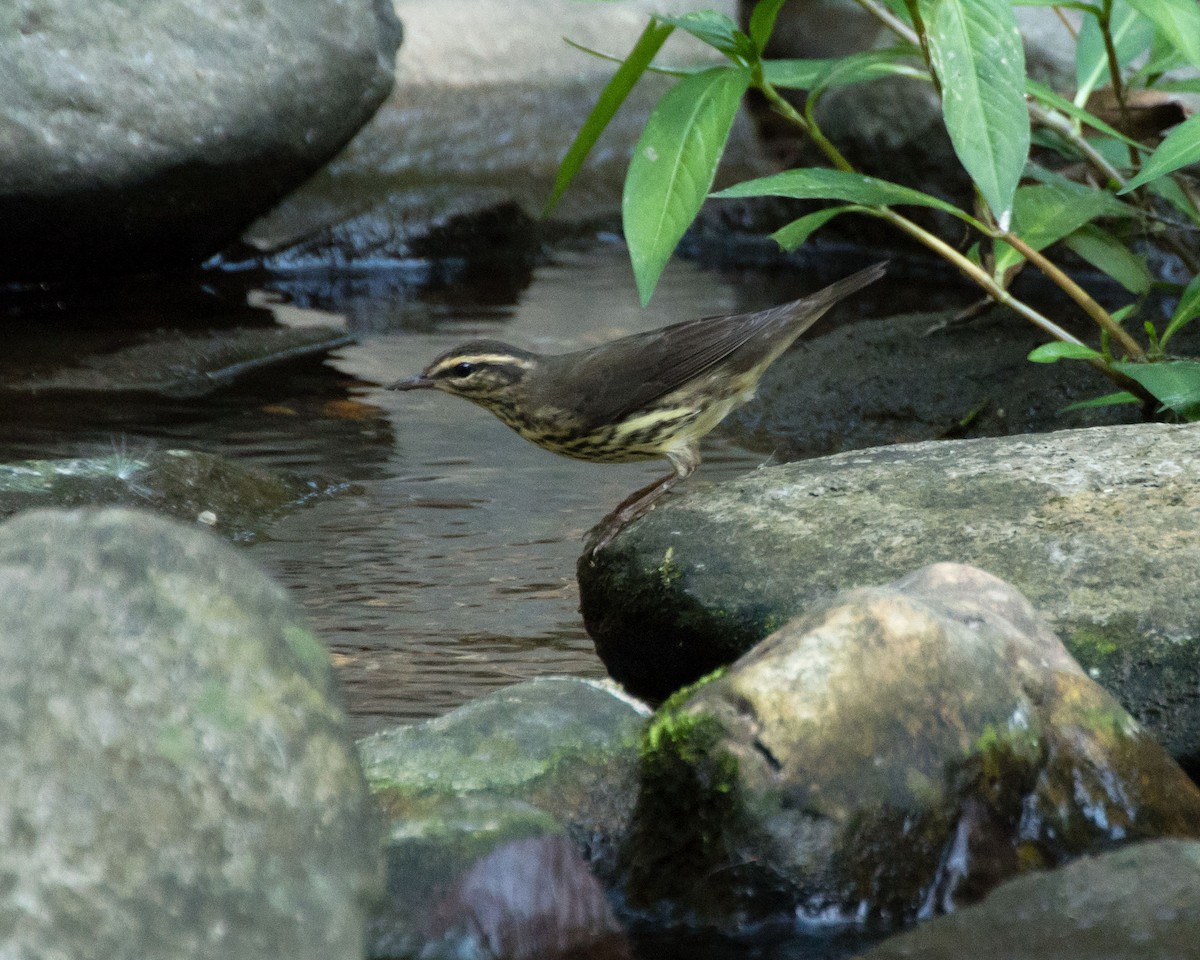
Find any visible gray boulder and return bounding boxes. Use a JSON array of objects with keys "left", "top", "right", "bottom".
[
  {"left": 0, "top": 0, "right": 402, "bottom": 279},
  {"left": 580, "top": 422, "right": 1200, "bottom": 766},
  {"left": 620, "top": 564, "right": 1200, "bottom": 932},
  {"left": 0, "top": 508, "right": 380, "bottom": 959}
]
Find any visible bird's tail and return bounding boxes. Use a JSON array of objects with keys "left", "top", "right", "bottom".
[
  {"left": 759, "top": 260, "right": 888, "bottom": 343},
  {"left": 805, "top": 261, "right": 889, "bottom": 311}
]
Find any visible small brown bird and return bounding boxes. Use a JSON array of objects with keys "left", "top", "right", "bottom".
[{"left": 389, "top": 262, "right": 885, "bottom": 555}]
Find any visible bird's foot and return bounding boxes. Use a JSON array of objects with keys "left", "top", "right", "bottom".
[{"left": 584, "top": 511, "right": 632, "bottom": 562}]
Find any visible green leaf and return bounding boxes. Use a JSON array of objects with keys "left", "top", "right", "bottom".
[
  {"left": 1062, "top": 390, "right": 1142, "bottom": 411},
  {"left": 763, "top": 51, "right": 927, "bottom": 90},
  {"left": 657, "top": 11, "right": 754, "bottom": 61},
  {"left": 1124, "top": 0, "right": 1200, "bottom": 69},
  {"left": 1062, "top": 224, "right": 1152, "bottom": 294},
  {"left": 762, "top": 58, "right": 839, "bottom": 88},
  {"left": 1028, "top": 341, "right": 1104, "bottom": 362},
  {"left": 1147, "top": 176, "right": 1200, "bottom": 226},
  {"left": 749, "top": 0, "right": 788, "bottom": 51},
  {"left": 994, "top": 182, "right": 1133, "bottom": 275},
  {"left": 1111, "top": 359, "right": 1200, "bottom": 419},
  {"left": 1119, "top": 114, "right": 1200, "bottom": 193},
  {"left": 545, "top": 21, "right": 674, "bottom": 215},
  {"left": 770, "top": 205, "right": 859, "bottom": 250},
  {"left": 1154, "top": 77, "right": 1200, "bottom": 94},
  {"left": 624, "top": 66, "right": 751, "bottom": 305},
  {"left": 921, "top": 0, "right": 1030, "bottom": 227},
  {"left": 1025, "top": 78, "right": 1149, "bottom": 154},
  {"left": 1076, "top": 0, "right": 1153, "bottom": 100},
  {"left": 809, "top": 48, "right": 927, "bottom": 93},
  {"left": 713, "top": 166, "right": 976, "bottom": 223},
  {"left": 1160, "top": 272, "right": 1200, "bottom": 347}
]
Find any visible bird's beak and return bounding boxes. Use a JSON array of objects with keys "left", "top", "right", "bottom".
[{"left": 387, "top": 375, "right": 435, "bottom": 391}]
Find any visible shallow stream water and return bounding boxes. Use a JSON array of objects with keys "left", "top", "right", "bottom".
[{"left": 0, "top": 244, "right": 882, "bottom": 738}]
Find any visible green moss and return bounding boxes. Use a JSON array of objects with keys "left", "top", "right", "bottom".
[
  {"left": 1064, "top": 623, "right": 1122, "bottom": 669},
  {"left": 624, "top": 690, "right": 752, "bottom": 913},
  {"left": 648, "top": 666, "right": 727, "bottom": 726},
  {"left": 282, "top": 624, "right": 331, "bottom": 676},
  {"left": 197, "top": 679, "right": 243, "bottom": 731}
]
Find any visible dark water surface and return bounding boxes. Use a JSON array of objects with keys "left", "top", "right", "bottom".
[{"left": 0, "top": 245, "right": 880, "bottom": 737}]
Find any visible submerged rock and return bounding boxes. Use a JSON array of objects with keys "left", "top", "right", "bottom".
[
  {"left": 428, "top": 834, "right": 632, "bottom": 960},
  {"left": 0, "top": 0, "right": 402, "bottom": 280},
  {"left": 855, "top": 839, "right": 1200, "bottom": 960},
  {"left": 619, "top": 565, "right": 1200, "bottom": 933},
  {"left": 580, "top": 421, "right": 1200, "bottom": 767},
  {"left": 0, "top": 448, "right": 345, "bottom": 542},
  {"left": 358, "top": 677, "right": 649, "bottom": 958},
  {"left": 0, "top": 508, "right": 380, "bottom": 958},
  {"left": 2, "top": 325, "right": 352, "bottom": 397}
]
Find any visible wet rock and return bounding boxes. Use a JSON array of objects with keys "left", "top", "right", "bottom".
[
  {"left": 0, "top": 449, "right": 345, "bottom": 543},
  {"left": 0, "top": 0, "right": 401, "bottom": 281},
  {"left": 0, "top": 508, "right": 380, "bottom": 958},
  {"left": 855, "top": 839, "right": 1200, "bottom": 960},
  {"left": 2, "top": 324, "right": 352, "bottom": 397},
  {"left": 619, "top": 564, "right": 1200, "bottom": 933},
  {"left": 358, "top": 677, "right": 649, "bottom": 958},
  {"left": 580, "top": 421, "right": 1200, "bottom": 768}
]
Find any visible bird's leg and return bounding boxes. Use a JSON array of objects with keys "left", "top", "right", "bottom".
[{"left": 587, "top": 445, "right": 699, "bottom": 558}]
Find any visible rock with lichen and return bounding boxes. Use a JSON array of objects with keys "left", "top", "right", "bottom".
[{"left": 0, "top": 507, "right": 380, "bottom": 959}]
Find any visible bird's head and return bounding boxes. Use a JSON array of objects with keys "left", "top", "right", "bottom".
[{"left": 387, "top": 340, "right": 536, "bottom": 413}]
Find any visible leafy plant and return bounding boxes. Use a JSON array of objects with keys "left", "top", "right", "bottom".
[{"left": 545, "top": 0, "right": 1200, "bottom": 420}]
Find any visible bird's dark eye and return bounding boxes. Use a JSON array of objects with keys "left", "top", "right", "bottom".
[{"left": 449, "top": 362, "right": 475, "bottom": 378}]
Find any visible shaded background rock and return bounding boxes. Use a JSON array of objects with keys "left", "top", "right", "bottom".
[
  {"left": 855, "top": 840, "right": 1200, "bottom": 960},
  {"left": 580, "top": 422, "right": 1200, "bottom": 771},
  {"left": 0, "top": 0, "right": 402, "bottom": 280},
  {"left": 0, "top": 508, "right": 380, "bottom": 959},
  {"left": 242, "top": 0, "right": 771, "bottom": 291},
  {"left": 723, "top": 308, "right": 1154, "bottom": 460},
  {"left": 620, "top": 565, "right": 1200, "bottom": 934}
]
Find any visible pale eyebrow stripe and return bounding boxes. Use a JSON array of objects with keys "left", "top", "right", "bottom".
[{"left": 427, "top": 353, "right": 536, "bottom": 376}]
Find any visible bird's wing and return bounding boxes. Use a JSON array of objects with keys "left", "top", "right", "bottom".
[
  {"left": 542, "top": 263, "right": 886, "bottom": 429},
  {"left": 550, "top": 308, "right": 777, "bottom": 430}
]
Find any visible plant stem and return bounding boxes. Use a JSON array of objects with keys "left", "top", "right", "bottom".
[
  {"left": 874, "top": 208, "right": 1081, "bottom": 343},
  {"left": 1097, "top": 0, "right": 1141, "bottom": 171},
  {"left": 759, "top": 79, "right": 855, "bottom": 172},
  {"left": 902, "top": 0, "right": 941, "bottom": 97},
  {"left": 1025, "top": 101, "right": 1126, "bottom": 187},
  {"left": 998, "top": 232, "right": 1145, "bottom": 359},
  {"left": 854, "top": 0, "right": 921, "bottom": 46}
]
